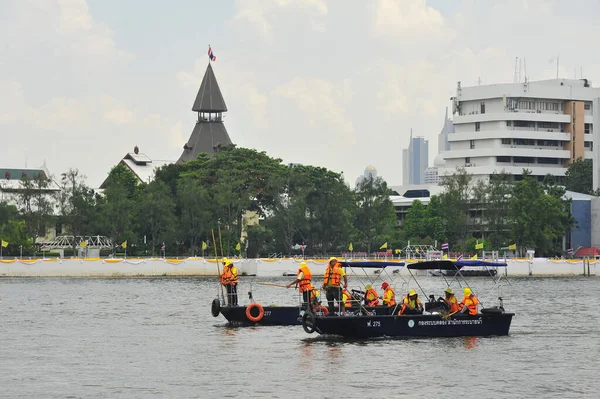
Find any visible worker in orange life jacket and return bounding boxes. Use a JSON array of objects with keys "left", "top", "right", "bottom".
[
  {"left": 459, "top": 287, "right": 479, "bottom": 315},
  {"left": 398, "top": 289, "right": 423, "bottom": 315},
  {"left": 381, "top": 282, "right": 396, "bottom": 306},
  {"left": 286, "top": 261, "right": 313, "bottom": 311},
  {"left": 322, "top": 257, "right": 348, "bottom": 315},
  {"left": 442, "top": 287, "right": 460, "bottom": 313},
  {"left": 341, "top": 288, "right": 353, "bottom": 309},
  {"left": 220, "top": 259, "right": 238, "bottom": 306},
  {"left": 364, "top": 284, "right": 380, "bottom": 307}
]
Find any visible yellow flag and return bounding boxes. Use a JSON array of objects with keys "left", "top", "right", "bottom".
[
  {"left": 475, "top": 242, "right": 483, "bottom": 250},
  {"left": 348, "top": 242, "right": 353, "bottom": 251},
  {"left": 235, "top": 242, "right": 241, "bottom": 251},
  {"left": 379, "top": 242, "right": 388, "bottom": 250},
  {"left": 415, "top": 247, "right": 420, "bottom": 253},
  {"left": 395, "top": 249, "right": 401, "bottom": 255},
  {"left": 121, "top": 241, "right": 127, "bottom": 249},
  {"left": 80, "top": 240, "right": 87, "bottom": 248},
  {"left": 443, "top": 254, "right": 448, "bottom": 260},
  {"left": 202, "top": 241, "right": 207, "bottom": 250},
  {"left": 471, "top": 254, "right": 478, "bottom": 260},
  {"left": 508, "top": 243, "right": 517, "bottom": 250},
  {"left": 1, "top": 240, "right": 7, "bottom": 248}
]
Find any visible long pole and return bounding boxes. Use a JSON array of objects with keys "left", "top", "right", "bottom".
[
  {"left": 212, "top": 229, "right": 225, "bottom": 301},
  {"left": 217, "top": 225, "right": 225, "bottom": 259}
]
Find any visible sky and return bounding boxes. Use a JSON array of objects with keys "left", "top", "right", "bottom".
[{"left": 2, "top": 0, "right": 600, "bottom": 188}]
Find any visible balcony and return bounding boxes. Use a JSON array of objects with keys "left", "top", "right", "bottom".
[{"left": 454, "top": 112, "right": 571, "bottom": 124}]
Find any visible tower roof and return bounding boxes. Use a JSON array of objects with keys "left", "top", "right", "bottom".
[
  {"left": 177, "top": 122, "right": 233, "bottom": 163},
  {"left": 192, "top": 63, "right": 228, "bottom": 112}
]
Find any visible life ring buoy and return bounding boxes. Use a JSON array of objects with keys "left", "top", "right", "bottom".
[
  {"left": 245, "top": 303, "right": 265, "bottom": 322},
  {"left": 317, "top": 306, "right": 329, "bottom": 316},
  {"left": 302, "top": 312, "right": 316, "bottom": 334},
  {"left": 211, "top": 298, "right": 221, "bottom": 317}
]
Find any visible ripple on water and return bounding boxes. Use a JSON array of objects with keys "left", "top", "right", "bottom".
[{"left": 0, "top": 276, "right": 599, "bottom": 398}]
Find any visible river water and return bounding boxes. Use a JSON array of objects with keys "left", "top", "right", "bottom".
[{"left": 0, "top": 274, "right": 599, "bottom": 398}]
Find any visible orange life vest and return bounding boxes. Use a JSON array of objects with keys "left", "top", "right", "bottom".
[
  {"left": 342, "top": 289, "right": 352, "bottom": 308},
  {"left": 365, "top": 288, "right": 380, "bottom": 307},
  {"left": 399, "top": 296, "right": 422, "bottom": 315},
  {"left": 323, "top": 263, "right": 342, "bottom": 287},
  {"left": 221, "top": 265, "right": 238, "bottom": 285},
  {"left": 383, "top": 287, "right": 396, "bottom": 306},
  {"left": 298, "top": 264, "right": 313, "bottom": 293},
  {"left": 460, "top": 295, "right": 479, "bottom": 315},
  {"left": 444, "top": 295, "right": 460, "bottom": 313}
]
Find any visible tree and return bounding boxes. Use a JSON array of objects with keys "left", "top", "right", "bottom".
[
  {"left": 509, "top": 170, "right": 572, "bottom": 256},
  {"left": 177, "top": 177, "right": 212, "bottom": 255},
  {"left": 403, "top": 200, "right": 428, "bottom": 240},
  {"left": 137, "top": 181, "right": 176, "bottom": 256},
  {"left": 439, "top": 168, "right": 473, "bottom": 249},
  {"left": 481, "top": 172, "right": 512, "bottom": 249},
  {"left": 565, "top": 158, "right": 593, "bottom": 195},
  {"left": 17, "top": 172, "right": 55, "bottom": 251},
  {"left": 353, "top": 176, "right": 397, "bottom": 253},
  {"left": 56, "top": 169, "right": 98, "bottom": 245}
]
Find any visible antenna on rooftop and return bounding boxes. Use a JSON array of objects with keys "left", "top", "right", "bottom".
[
  {"left": 556, "top": 54, "right": 559, "bottom": 79},
  {"left": 513, "top": 57, "right": 518, "bottom": 83}
]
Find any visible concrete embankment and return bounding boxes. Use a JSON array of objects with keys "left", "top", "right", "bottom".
[{"left": 0, "top": 257, "right": 595, "bottom": 277}]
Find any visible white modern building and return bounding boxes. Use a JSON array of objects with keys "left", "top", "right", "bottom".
[{"left": 440, "top": 78, "right": 600, "bottom": 183}]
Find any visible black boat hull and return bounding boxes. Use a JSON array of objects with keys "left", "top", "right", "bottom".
[
  {"left": 307, "top": 313, "right": 514, "bottom": 338},
  {"left": 219, "top": 304, "right": 398, "bottom": 326}
]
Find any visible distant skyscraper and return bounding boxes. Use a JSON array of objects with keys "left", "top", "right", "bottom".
[
  {"left": 402, "top": 130, "right": 429, "bottom": 185},
  {"left": 437, "top": 107, "right": 455, "bottom": 154},
  {"left": 356, "top": 165, "right": 378, "bottom": 186}
]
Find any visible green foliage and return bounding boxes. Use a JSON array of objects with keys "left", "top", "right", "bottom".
[
  {"left": 509, "top": 170, "right": 572, "bottom": 256},
  {"left": 353, "top": 176, "right": 397, "bottom": 253},
  {"left": 565, "top": 158, "right": 594, "bottom": 195}
]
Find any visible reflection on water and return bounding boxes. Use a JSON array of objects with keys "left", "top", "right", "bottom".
[
  {"left": 0, "top": 277, "right": 599, "bottom": 398},
  {"left": 299, "top": 343, "right": 314, "bottom": 371},
  {"left": 463, "top": 336, "right": 479, "bottom": 349}
]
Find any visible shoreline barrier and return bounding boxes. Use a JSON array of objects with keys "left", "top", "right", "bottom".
[{"left": 0, "top": 257, "right": 595, "bottom": 277}]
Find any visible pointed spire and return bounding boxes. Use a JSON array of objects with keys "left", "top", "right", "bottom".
[{"left": 192, "top": 63, "right": 228, "bottom": 112}]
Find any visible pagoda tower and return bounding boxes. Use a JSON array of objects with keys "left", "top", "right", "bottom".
[{"left": 177, "top": 63, "right": 234, "bottom": 163}]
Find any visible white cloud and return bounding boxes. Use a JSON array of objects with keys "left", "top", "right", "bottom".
[
  {"left": 232, "top": 0, "right": 328, "bottom": 42},
  {"left": 273, "top": 77, "right": 354, "bottom": 141},
  {"left": 103, "top": 107, "right": 136, "bottom": 125},
  {"left": 372, "top": 0, "right": 452, "bottom": 40}
]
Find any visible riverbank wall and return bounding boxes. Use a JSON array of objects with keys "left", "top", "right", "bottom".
[{"left": 0, "top": 257, "right": 596, "bottom": 277}]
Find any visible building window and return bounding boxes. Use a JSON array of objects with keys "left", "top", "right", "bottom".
[
  {"left": 517, "top": 100, "right": 535, "bottom": 110},
  {"left": 465, "top": 157, "right": 471, "bottom": 165},
  {"left": 514, "top": 156, "right": 534, "bottom": 164},
  {"left": 538, "top": 122, "right": 559, "bottom": 130},
  {"left": 514, "top": 120, "right": 535, "bottom": 128},
  {"left": 506, "top": 120, "right": 512, "bottom": 127},
  {"left": 585, "top": 103, "right": 591, "bottom": 110},
  {"left": 501, "top": 138, "right": 511, "bottom": 145},
  {"left": 538, "top": 157, "right": 559, "bottom": 164},
  {"left": 470, "top": 140, "right": 475, "bottom": 149},
  {"left": 475, "top": 122, "right": 480, "bottom": 132},
  {"left": 480, "top": 102, "right": 486, "bottom": 114},
  {"left": 497, "top": 156, "right": 511, "bottom": 163},
  {"left": 585, "top": 123, "right": 591, "bottom": 134}
]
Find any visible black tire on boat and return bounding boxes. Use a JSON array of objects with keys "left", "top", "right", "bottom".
[
  {"left": 302, "top": 312, "right": 316, "bottom": 334},
  {"left": 211, "top": 298, "right": 221, "bottom": 317},
  {"left": 481, "top": 306, "right": 503, "bottom": 315}
]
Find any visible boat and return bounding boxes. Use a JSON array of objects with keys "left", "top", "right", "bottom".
[
  {"left": 302, "top": 259, "right": 514, "bottom": 338},
  {"left": 428, "top": 260, "right": 505, "bottom": 277},
  {"left": 211, "top": 261, "right": 406, "bottom": 326}
]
